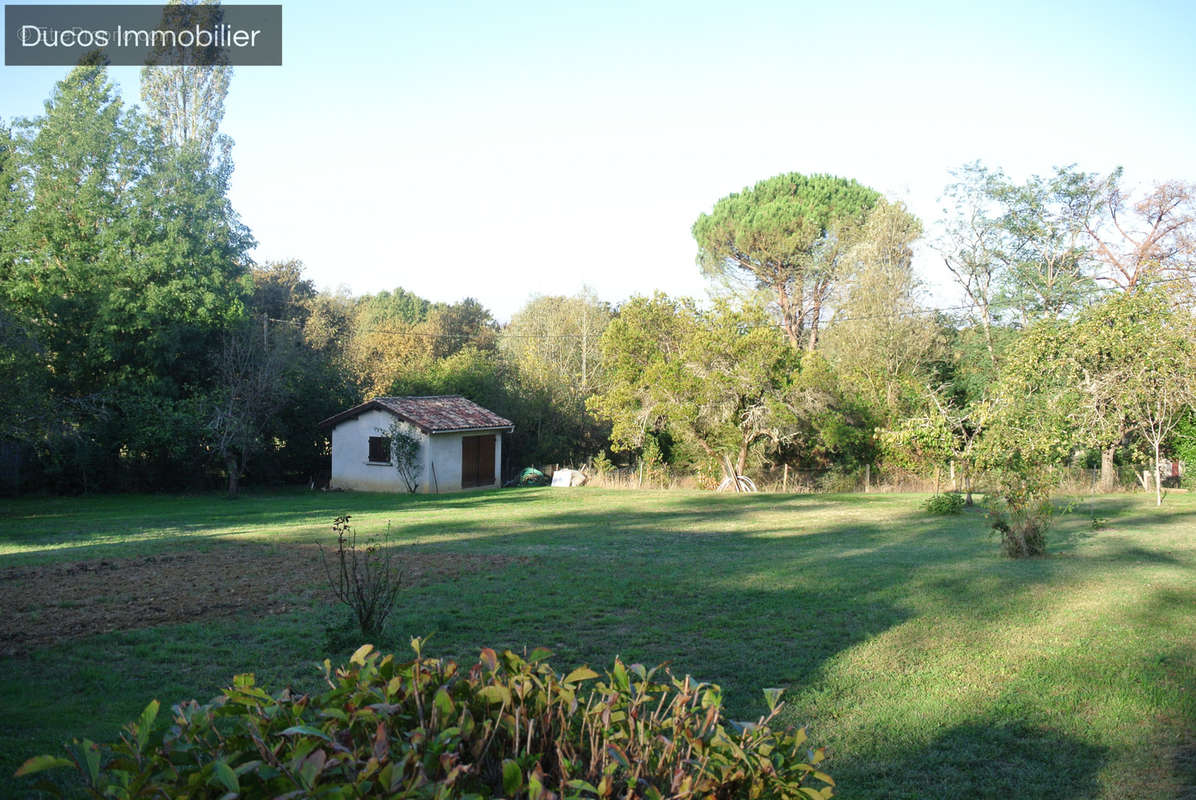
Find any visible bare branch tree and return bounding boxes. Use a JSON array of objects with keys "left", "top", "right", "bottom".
[
  {"left": 938, "top": 164, "right": 1006, "bottom": 365},
  {"left": 207, "top": 316, "right": 293, "bottom": 495},
  {"left": 1083, "top": 172, "right": 1196, "bottom": 292}
]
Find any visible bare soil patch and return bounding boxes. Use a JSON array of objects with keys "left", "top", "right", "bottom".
[{"left": 0, "top": 544, "right": 522, "bottom": 655}]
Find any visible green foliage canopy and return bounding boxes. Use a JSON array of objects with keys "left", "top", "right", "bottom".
[
  {"left": 590, "top": 294, "right": 873, "bottom": 478},
  {"left": 693, "top": 173, "right": 880, "bottom": 350},
  {"left": 1, "top": 64, "right": 253, "bottom": 490}
]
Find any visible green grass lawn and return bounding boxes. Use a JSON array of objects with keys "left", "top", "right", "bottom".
[{"left": 1, "top": 487, "right": 1194, "bottom": 798}]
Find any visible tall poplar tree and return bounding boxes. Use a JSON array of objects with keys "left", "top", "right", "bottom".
[
  {"left": 139, "top": 0, "right": 231, "bottom": 161},
  {"left": 822, "top": 200, "right": 939, "bottom": 425}
]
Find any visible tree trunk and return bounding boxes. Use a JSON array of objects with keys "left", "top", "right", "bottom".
[
  {"left": 1154, "top": 441, "right": 1163, "bottom": 506},
  {"left": 1099, "top": 446, "right": 1115, "bottom": 493},
  {"left": 782, "top": 321, "right": 801, "bottom": 350},
  {"left": 226, "top": 454, "right": 240, "bottom": 497},
  {"left": 776, "top": 280, "right": 802, "bottom": 350},
  {"left": 736, "top": 442, "right": 749, "bottom": 477},
  {"left": 580, "top": 317, "right": 588, "bottom": 394},
  {"left": 980, "top": 311, "right": 996, "bottom": 369}
]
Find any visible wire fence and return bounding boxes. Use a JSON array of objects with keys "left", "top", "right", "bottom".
[{"left": 556, "top": 462, "right": 1186, "bottom": 495}]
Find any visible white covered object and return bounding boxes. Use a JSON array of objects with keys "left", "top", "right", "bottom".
[{"left": 551, "top": 469, "right": 587, "bottom": 487}]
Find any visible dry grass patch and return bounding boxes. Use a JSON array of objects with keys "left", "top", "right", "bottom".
[{"left": 0, "top": 544, "right": 522, "bottom": 655}]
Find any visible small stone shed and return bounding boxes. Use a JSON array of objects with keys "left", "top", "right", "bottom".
[{"left": 319, "top": 396, "right": 513, "bottom": 493}]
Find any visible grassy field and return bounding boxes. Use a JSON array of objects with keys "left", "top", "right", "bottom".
[{"left": 1, "top": 487, "right": 1193, "bottom": 798}]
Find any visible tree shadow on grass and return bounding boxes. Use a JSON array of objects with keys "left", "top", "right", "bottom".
[
  {"left": 1071, "top": 495, "right": 1196, "bottom": 533},
  {"left": 1174, "top": 744, "right": 1196, "bottom": 800},
  {"left": 835, "top": 720, "right": 1106, "bottom": 800},
  {"left": 388, "top": 558, "right": 911, "bottom": 717}
]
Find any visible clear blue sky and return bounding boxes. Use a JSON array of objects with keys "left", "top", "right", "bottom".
[{"left": 4, "top": 0, "right": 1196, "bottom": 319}]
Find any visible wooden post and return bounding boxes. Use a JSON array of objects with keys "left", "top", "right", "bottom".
[
  {"left": 864, "top": 464, "right": 871, "bottom": 493},
  {"left": 782, "top": 463, "right": 789, "bottom": 493}
]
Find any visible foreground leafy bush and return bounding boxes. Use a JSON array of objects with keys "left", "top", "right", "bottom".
[
  {"left": 922, "top": 493, "right": 964, "bottom": 515},
  {"left": 18, "top": 640, "right": 834, "bottom": 799}
]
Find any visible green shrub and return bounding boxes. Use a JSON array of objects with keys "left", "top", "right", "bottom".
[
  {"left": 987, "top": 495, "right": 1051, "bottom": 558},
  {"left": 815, "top": 469, "right": 858, "bottom": 494},
  {"left": 590, "top": 451, "right": 614, "bottom": 478},
  {"left": 923, "top": 492, "right": 964, "bottom": 515},
  {"left": 979, "top": 456, "right": 1059, "bottom": 558},
  {"left": 17, "top": 641, "right": 834, "bottom": 799}
]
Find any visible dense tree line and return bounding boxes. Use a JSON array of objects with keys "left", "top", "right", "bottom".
[
  {"left": 3, "top": 65, "right": 1195, "bottom": 505},
  {"left": 1, "top": 63, "right": 256, "bottom": 492},
  {"left": 589, "top": 169, "right": 1196, "bottom": 513},
  {"left": 0, "top": 63, "right": 617, "bottom": 493}
]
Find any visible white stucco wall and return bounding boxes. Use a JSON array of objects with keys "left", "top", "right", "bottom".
[
  {"left": 329, "top": 409, "right": 504, "bottom": 493},
  {"left": 426, "top": 431, "right": 463, "bottom": 492},
  {"left": 329, "top": 409, "right": 427, "bottom": 493}
]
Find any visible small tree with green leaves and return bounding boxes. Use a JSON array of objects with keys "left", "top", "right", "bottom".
[
  {"left": 380, "top": 421, "right": 422, "bottom": 493},
  {"left": 879, "top": 412, "right": 954, "bottom": 489},
  {"left": 976, "top": 322, "right": 1078, "bottom": 557},
  {"left": 589, "top": 295, "right": 801, "bottom": 482},
  {"left": 1070, "top": 290, "right": 1196, "bottom": 505}
]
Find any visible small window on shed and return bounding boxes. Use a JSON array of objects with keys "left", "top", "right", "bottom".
[{"left": 368, "top": 436, "right": 391, "bottom": 463}]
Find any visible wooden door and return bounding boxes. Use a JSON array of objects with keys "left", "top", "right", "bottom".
[
  {"left": 461, "top": 434, "right": 496, "bottom": 488},
  {"left": 477, "top": 434, "right": 495, "bottom": 485}
]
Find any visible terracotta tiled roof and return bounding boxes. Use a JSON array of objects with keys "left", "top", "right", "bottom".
[{"left": 319, "top": 395, "right": 514, "bottom": 434}]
